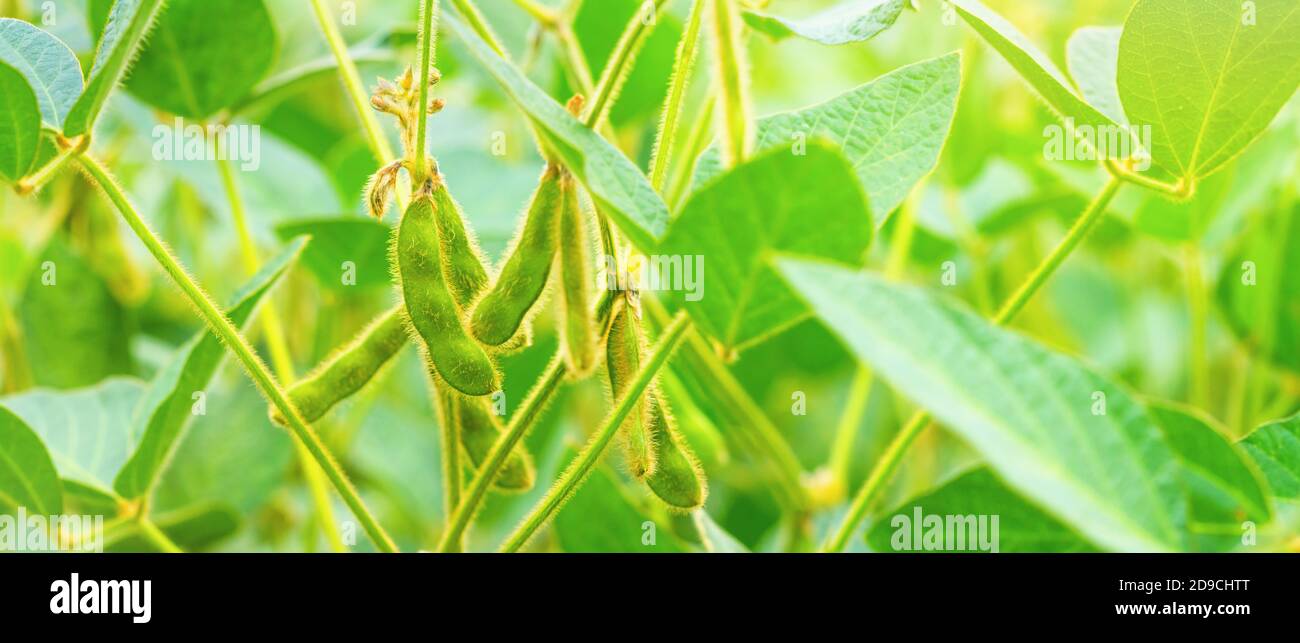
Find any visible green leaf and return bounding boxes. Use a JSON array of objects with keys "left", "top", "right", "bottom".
[
  {"left": 693, "top": 53, "right": 960, "bottom": 220},
  {"left": 1, "top": 378, "right": 146, "bottom": 498},
  {"left": 1240, "top": 414, "right": 1300, "bottom": 501},
  {"left": 948, "top": 0, "right": 1118, "bottom": 134},
  {"left": 1148, "top": 403, "right": 1271, "bottom": 525},
  {"left": 63, "top": 0, "right": 166, "bottom": 137},
  {"left": 1216, "top": 203, "right": 1300, "bottom": 371},
  {"left": 693, "top": 511, "right": 749, "bottom": 553},
  {"left": 866, "top": 468, "right": 1097, "bottom": 553},
  {"left": 661, "top": 143, "right": 872, "bottom": 352},
  {"left": 106, "top": 502, "right": 239, "bottom": 552},
  {"left": 0, "top": 406, "right": 63, "bottom": 516},
  {"left": 1117, "top": 0, "right": 1300, "bottom": 181},
  {"left": 113, "top": 238, "right": 306, "bottom": 499},
  {"left": 1066, "top": 26, "right": 1125, "bottom": 125},
  {"left": 445, "top": 12, "right": 669, "bottom": 251},
  {"left": 779, "top": 259, "right": 1188, "bottom": 552},
  {"left": 0, "top": 18, "right": 83, "bottom": 131},
  {"left": 151, "top": 384, "right": 293, "bottom": 516},
  {"left": 553, "top": 462, "right": 686, "bottom": 553},
  {"left": 0, "top": 62, "right": 39, "bottom": 183},
  {"left": 742, "top": 0, "right": 907, "bottom": 46},
  {"left": 274, "top": 219, "right": 392, "bottom": 290},
  {"left": 125, "top": 0, "right": 278, "bottom": 120},
  {"left": 19, "top": 237, "right": 133, "bottom": 388}
]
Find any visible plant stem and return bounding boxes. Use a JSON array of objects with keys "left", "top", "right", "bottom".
[
  {"left": 708, "top": 0, "right": 753, "bottom": 168},
  {"left": 500, "top": 311, "right": 691, "bottom": 552},
  {"left": 412, "top": 0, "right": 439, "bottom": 185},
  {"left": 1104, "top": 159, "right": 1193, "bottom": 201},
  {"left": 436, "top": 390, "right": 463, "bottom": 551},
  {"left": 828, "top": 367, "right": 873, "bottom": 498},
  {"left": 665, "top": 99, "right": 714, "bottom": 210},
  {"left": 450, "top": 0, "right": 510, "bottom": 57},
  {"left": 823, "top": 176, "right": 1122, "bottom": 552},
  {"left": 78, "top": 153, "right": 398, "bottom": 553},
  {"left": 582, "top": 0, "right": 668, "bottom": 128},
  {"left": 137, "top": 517, "right": 182, "bottom": 553},
  {"left": 308, "top": 0, "right": 398, "bottom": 168},
  {"left": 557, "top": 24, "right": 595, "bottom": 94},
  {"left": 649, "top": 0, "right": 705, "bottom": 194},
  {"left": 1184, "top": 243, "right": 1209, "bottom": 409},
  {"left": 15, "top": 144, "right": 77, "bottom": 195},
  {"left": 510, "top": 0, "right": 559, "bottom": 28},
  {"left": 214, "top": 155, "right": 347, "bottom": 553}
]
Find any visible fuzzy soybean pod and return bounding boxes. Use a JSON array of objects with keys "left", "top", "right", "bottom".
[
  {"left": 457, "top": 397, "right": 536, "bottom": 491},
  {"left": 605, "top": 303, "right": 657, "bottom": 479},
  {"left": 429, "top": 179, "right": 492, "bottom": 308},
  {"left": 644, "top": 390, "right": 708, "bottom": 511},
  {"left": 557, "top": 171, "right": 598, "bottom": 376},
  {"left": 271, "top": 305, "right": 409, "bottom": 425},
  {"left": 397, "top": 196, "right": 498, "bottom": 397},
  {"left": 470, "top": 163, "right": 565, "bottom": 346}
]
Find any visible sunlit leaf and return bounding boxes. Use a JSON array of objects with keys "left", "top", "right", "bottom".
[
  {"left": 780, "top": 259, "right": 1188, "bottom": 552},
  {"left": 0, "top": 18, "right": 83, "bottom": 130},
  {"left": 743, "top": 0, "right": 907, "bottom": 46}
]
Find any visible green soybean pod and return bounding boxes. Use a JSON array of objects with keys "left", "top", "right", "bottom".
[
  {"left": 397, "top": 196, "right": 498, "bottom": 397},
  {"left": 557, "top": 170, "right": 597, "bottom": 377},
  {"left": 470, "top": 163, "right": 564, "bottom": 346},
  {"left": 605, "top": 303, "right": 656, "bottom": 479},
  {"left": 645, "top": 390, "right": 708, "bottom": 511},
  {"left": 457, "top": 397, "right": 536, "bottom": 491},
  {"left": 429, "top": 179, "right": 492, "bottom": 308},
  {"left": 271, "top": 305, "right": 409, "bottom": 425}
]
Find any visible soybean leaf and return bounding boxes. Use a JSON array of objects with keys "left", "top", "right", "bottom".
[
  {"left": 948, "top": 0, "right": 1118, "bottom": 134},
  {"left": 0, "top": 18, "right": 83, "bottom": 130},
  {"left": 661, "top": 144, "right": 872, "bottom": 353},
  {"left": 125, "top": 0, "right": 278, "bottom": 120},
  {"left": 274, "top": 219, "right": 392, "bottom": 290},
  {"left": 0, "top": 62, "right": 39, "bottom": 183},
  {"left": 445, "top": 12, "right": 669, "bottom": 251},
  {"left": 1066, "top": 26, "right": 1125, "bottom": 125},
  {"left": 1148, "top": 403, "right": 1271, "bottom": 525},
  {"left": 113, "top": 238, "right": 307, "bottom": 499},
  {"left": 693, "top": 53, "right": 959, "bottom": 220},
  {"left": 0, "top": 406, "right": 63, "bottom": 516},
  {"left": 693, "top": 511, "right": 749, "bottom": 553},
  {"left": 1, "top": 378, "right": 145, "bottom": 498},
  {"left": 1216, "top": 204, "right": 1299, "bottom": 371},
  {"left": 553, "top": 459, "right": 687, "bottom": 553},
  {"left": 19, "top": 237, "right": 133, "bottom": 388},
  {"left": 779, "top": 259, "right": 1188, "bottom": 552},
  {"left": 151, "top": 384, "right": 293, "bottom": 516},
  {"left": 1240, "top": 414, "right": 1300, "bottom": 501},
  {"left": 742, "top": 0, "right": 907, "bottom": 46},
  {"left": 866, "top": 468, "right": 1097, "bottom": 553},
  {"left": 63, "top": 0, "right": 166, "bottom": 137},
  {"left": 1117, "top": 0, "right": 1300, "bottom": 181}
]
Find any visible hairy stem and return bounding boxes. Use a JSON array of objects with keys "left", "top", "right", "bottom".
[
  {"left": 583, "top": 0, "right": 669, "bottom": 128},
  {"left": 501, "top": 311, "right": 691, "bottom": 552},
  {"left": 823, "top": 176, "right": 1122, "bottom": 552},
  {"left": 309, "top": 0, "right": 398, "bottom": 168},
  {"left": 437, "top": 390, "right": 463, "bottom": 551},
  {"left": 79, "top": 153, "right": 397, "bottom": 553},
  {"left": 450, "top": 0, "right": 510, "bottom": 57},
  {"left": 708, "top": 0, "right": 753, "bottom": 168},
  {"left": 649, "top": 0, "right": 706, "bottom": 194},
  {"left": 412, "top": 0, "right": 439, "bottom": 185},
  {"left": 215, "top": 155, "right": 346, "bottom": 553}
]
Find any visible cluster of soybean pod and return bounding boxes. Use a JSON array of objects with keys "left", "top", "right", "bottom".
[{"left": 267, "top": 62, "right": 706, "bottom": 548}]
